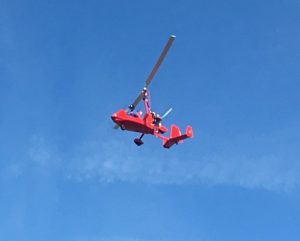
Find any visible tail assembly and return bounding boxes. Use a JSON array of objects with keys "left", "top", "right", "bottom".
[{"left": 163, "top": 125, "right": 193, "bottom": 148}]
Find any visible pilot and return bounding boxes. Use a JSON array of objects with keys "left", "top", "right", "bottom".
[
  {"left": 152, "top": 112, "right": 162, "bottom": 125},
  {"left": 137, "top": 110, "right": 143, "bottom": 117},
  {"left": 129, "top": 110, "right": 143, "bottom": 118}
]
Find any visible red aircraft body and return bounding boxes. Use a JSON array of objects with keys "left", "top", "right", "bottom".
[{"left": 111, "top": 35, "right": 193, "bottom": 148}]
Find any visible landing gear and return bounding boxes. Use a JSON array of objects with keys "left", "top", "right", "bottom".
[
  {"left": 134, "top": 133, "right": 144, "bottom": 146},
  {"left": 134, "top": 138, "right": 144, "bottom": 146}
]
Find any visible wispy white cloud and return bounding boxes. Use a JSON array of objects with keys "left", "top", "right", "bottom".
[
  {"left": 28, "top": 135, "right": 53, "bottom": 166},
  {"left": 66, "top": 122, "right": 300, "bottom": 192},
  {"left": 3, "top": 134, "right": 61, "bottom": 177},
  {"left": 27, "top": 135, "right": 61, "bottom": 170},
  {"left": 2, "top": 162, "right": 24, "bottom": 178},
  {"left": 24, "top": 121, "right": 300, "bottom": 192}
]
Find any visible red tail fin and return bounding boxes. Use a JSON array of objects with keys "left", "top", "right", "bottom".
[
  {"left": 170, "top": 125, "right": 182, "bottom": 142},
  {"left": 185, "top": 126, "right": 193, "bottom": 138},
  {"left": 163, "top": 125, "right": 193, "bottom": 148}
]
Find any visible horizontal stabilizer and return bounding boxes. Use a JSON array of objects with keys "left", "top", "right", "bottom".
[{"left": 163, "top": 125, "right": 193, "bottom": 148}]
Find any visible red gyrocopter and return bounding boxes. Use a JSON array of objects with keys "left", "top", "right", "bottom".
[{"left": 111, "top": 35, "right": 193, "bottom": 148}]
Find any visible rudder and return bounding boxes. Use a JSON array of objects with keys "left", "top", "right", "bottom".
[
  {"left": 170, "top": 125, "right": 181, "bottom": 138},
  {"left": 186, "top": 125, "right": 193, "bottom": 138}
]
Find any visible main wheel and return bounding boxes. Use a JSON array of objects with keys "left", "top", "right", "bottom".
[{"left": 134, "top": 138, "right": 144, "bottom": 146}]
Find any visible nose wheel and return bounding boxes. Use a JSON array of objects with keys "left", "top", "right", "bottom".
[{"left": 134, "top": 133, "right": 144, "bottom": 146}]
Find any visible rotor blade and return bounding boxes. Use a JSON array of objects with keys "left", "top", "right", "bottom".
[
  {"left": 161, "top": 107, "right": 173, "bottom": 119},
  {"left": 129, "top": 91, "right": 144, "bottom": 112},
  {"left": 127, "top": 35, "right": 175, "bottom": 113},
  {"left": 145, "top": 35, "right": 176, "bottom": 88},
  {"left": 127, "top": 88, "right": 147, "bottom": 112}
]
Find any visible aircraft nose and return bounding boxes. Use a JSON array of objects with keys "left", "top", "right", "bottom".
[{"left": 111, "top": 113, "right": 118, "bottom": 122}]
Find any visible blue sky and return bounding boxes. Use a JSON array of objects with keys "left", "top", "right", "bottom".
[{"left": 1, "top": 0, "right": 300, "bottom": 240}]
